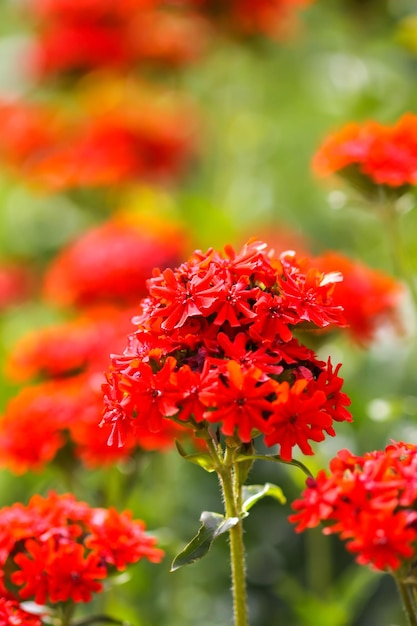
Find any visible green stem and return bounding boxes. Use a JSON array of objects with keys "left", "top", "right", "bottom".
[
  {"left": 395, "top": 575, "right": 417, "bottom": 626},
  {"left": 217, "top": 445, "right": 249, "bottom": 626},
  {"left": 57, "top": 602, "right": 76, "bottom": 626},
  {"left": 380, "top": 197, "right": 417, "bottom": 316},
  {"left": 72, "top": 615, "right": 130, "bottom": 626}
]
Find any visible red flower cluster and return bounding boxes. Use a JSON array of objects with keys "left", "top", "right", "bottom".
[
  {"left": 42, "top": 216, "right": 188, "bottom": 307},
  {"left": 0, "top": 262, "right": 34, "bottom": 310},
  {"left": 0, "top": 90, "right": 197, "bottom": 190},
  {"left": 312, "top": 114, "right": 417, "bottom": 188},
  {"left": 290, "top": 442, "right": 417, "bottom": 571},
  {"left": 102, "top": 241, "right": 352, "bottom": 461},
  {"left": 25, "top": 0, "right": 313, "bottom": 80},
  {"left": 0, "top": 492, "right": 163, "bottom": 607},
  {"left": 0, "top": 101, "right": 61, "bottom": 171},
  {"left": 206, "top": 0, "right": 314, "bottom": 39},
  {"left": 312, "top": 252, "right": 403, "bottom": 344},
  {"left": 0, "top": 597, "right": 42, "bottom": 626},
  {"left": 1, "top": 307, "right": 187, "bottom": 472},
  {"left": 27, "top": 0, "right": 211, "bottom": 77}
]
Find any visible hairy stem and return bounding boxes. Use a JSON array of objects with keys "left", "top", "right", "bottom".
[
  {"left": 217, "top": 445, "right": 249, "bottom": 626},
  {"left": 395, "top": 576, "right": 417, "bottom": 626}
]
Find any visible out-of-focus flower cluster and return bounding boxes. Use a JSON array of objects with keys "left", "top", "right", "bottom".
[
  {"left": 290, "top": 441, "right": 417, "bottom": 571},
  {"left": 312, "top": 113, "right": 417, "bottom": 191},
  {"left": 312, "top": 251, "right": 403, "bottom": 344},
  {"left": 24, "top": 0, "right": 314, "bottom": 82},
  {"left": 0, "top": 491, "right": 163, "bottom": 607},
  {"left": 102, "top": 240, "right": 352, "bottom": 461},
  {"left": 27, "top": 0, "right": 211, "bottom": 77},
  {"left": 0, "top": 597, "right": 42, "bottom": 626},
  {"left": 0, "top": 214, "right": 190, "bottom": 473},
  {"left": 0, "top": 82, "right": 198, "bottom": 191}
]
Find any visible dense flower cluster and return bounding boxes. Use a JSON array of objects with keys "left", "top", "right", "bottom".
[
  {"left": 25, "top": 0, "right": 313, "bottom": 80},
  {"left": 0, "top": 597, "right": 42, "bottom": 626},
  {"left": 312, "top": 114, "right": 417, "bottom": 189},
  {"left": 290, "top": 442, "right": 417, "bottom": 571},
  {"left": 42, "top": 217, "right": 188, "bottom": 307},
  {"left": 0, "top": 492, "right": 163, "bottom": 606},
  {"left": 27, "top": 0, "right": 211, "bottom": 77},
  {"left": 312, "top": 252, "right": 403, "bottom": 344},
  {"left": 102, "top": 241, "right": 352, "bottom": 461}
]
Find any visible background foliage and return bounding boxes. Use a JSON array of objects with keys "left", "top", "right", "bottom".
[{"left": 1, "top": 0, "right": 417, "bottom": 624}]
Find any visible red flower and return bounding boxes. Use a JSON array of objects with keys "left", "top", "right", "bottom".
[
  {"left": 200, "top": 361, "right": 277, "bottom": 442},
  {"left": 86, "top": 508, "right": 164, "bottom": 570},
  {"left": 0, "top": 100, "right": 61, "bottom": 168},
  {"left": 42, "top": 216, "right": 187, "bottom": 308},
  {"left": 0, "top": 372, "right": 187, "bottom": 473},
  {"left": 0, "top": 264, "right": 33, "bottom": 310},
  {"left": 312, "top": 114, "right": 417, "bottom": 188},
  {"left": 29, "top": 10, "right": 211, "bottom": 77},
  {"left": 312, "top": 252, "right": 403, "bottom": 344},
  {"left": 0, "top": 492, "right": 163, "bottom": 607},
  {"left": 0, "top": 597, "right": 42, "bottom": 626},
  {"left": 265, "top": 379, "right": 333, "bottom": 461},
  {"left": 289, "top": 442, "right": 417, "bottom": 571},
  {"left": 6, "top": 306, "right": 135, "bottom": 381},
  {"left": 102, "top": 241, "right": 351, "bottom": 460},
  {"left": 26, "top": 97, "right": 198, "bottom": 190},
  {"left": 220, "top": 0, "right": 315, "bottom": 39}
]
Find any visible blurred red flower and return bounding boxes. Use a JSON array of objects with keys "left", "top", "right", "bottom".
[
  {"left": 218, "top": 0, "right": 315, "bottom": 38},
  {"left": 26, "top": 0, "right": 210, "bottom": 78},
  {"left": 312, "top": 251, "right": 404, "bottom": 344},
  {"left": 0, "top": 87, "right": 198, "bottom": 190},
  {"left": 7, "top": 306, "right": 135, "bottom": 380},
  {"left": 290, "top": 442, "right": 417, "bottom": 571},
  {"left": 0, "top": 492, "right": 163, "bottom": 606},
  {"left": 27, "top": 100, "right": 198, "bottom": 190},
  {"left": 0, "top": 101, "right": 61, "bottom": 169},
  {"left": 2, "top": 306, "right": 188, "bottom": 472},
  {"left": 29, "top": 9, "right": 210, "bottom": 77},
  {"left": 42, "top": 217, "right": 188, "bottom": 307},
  {"left": 312, "top": 114, "right": 417, "bottom": 188},
  {"left": 0, "top": 597, "right": 42, "bottom": 626},
  {"left": 0, "top": 263, "right": 34, "bottom": 310}
]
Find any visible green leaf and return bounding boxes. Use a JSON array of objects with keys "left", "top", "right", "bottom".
[
  {"left": 242, "top": 483, "right": 286, "bottom": 514},
  {"left": 170, "top": 511, "right": 239, "bottom": 572},
  {"left": 175, "top": 440, "right": 217, "bottom": 472}
]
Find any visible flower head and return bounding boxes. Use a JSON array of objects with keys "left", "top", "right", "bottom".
[
  {"left": 289, "top": 442, "right": 417, "bottom": 571},
  {"left": 102, "top": 241, "right": 351, "bottom": 461},
  {"left": 312, "top": 252, "right": 403, "bottom": 344},
  {"left": 312, "top": 114, "right": 417, "bottom": 190},
  {"left": 0, "top": 597, "right": 42, "bottom": 626},
  {"left": 0, "top": 492, "right": 163, "bottom": 607},
  {"left": 42, "top": 217, "right": 187, "bottom": 307}
]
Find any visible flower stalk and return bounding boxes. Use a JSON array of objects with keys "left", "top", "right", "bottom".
[
  {"left": 379, "top": 195, "right": 417, "bottom": 316},
  {"left": 395, "top": 575, "right": 417, "bottom": 626},
  {"left": 217, "top": 444, "right": 249, "bottom": 626}
]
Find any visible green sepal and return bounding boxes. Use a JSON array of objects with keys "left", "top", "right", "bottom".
[
  {"left": 242, "top": 483, "right": 286, "bottom": 514},
  {"left": 170, "top": 511, "right": 239, "bottom": 572},
  {"left": 175, "top": 440, "right": 217, "bottom": 472}
]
